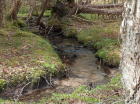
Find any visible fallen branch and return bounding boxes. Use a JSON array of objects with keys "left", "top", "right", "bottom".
[{"left": 14, "top": 82, "right": 31, "bottom": 101}]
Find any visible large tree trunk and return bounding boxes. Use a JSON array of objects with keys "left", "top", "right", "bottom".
[
  {"left": 0, "top": 0, "right": 5, "bottom": 27},
  {"left": 120, "top": 0, "right": 140, "bottom": 104},
  {"left": 10, "top": 0, "right": 22, "bottom": 20}
]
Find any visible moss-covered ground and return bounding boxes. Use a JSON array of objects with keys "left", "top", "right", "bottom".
[
  {"left": 0, "top": 25, "right": 64, "bottom": 92},
  {"left": 0, "top": 6, "right": 123, "bottom": 103}
]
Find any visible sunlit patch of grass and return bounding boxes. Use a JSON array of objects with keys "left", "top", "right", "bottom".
[
  {"left": 77, "top": 26, "right": 103, "bottom": 45},
  {"left": 95, "top": 48, "right": 120, "bottom": 66},
  {"left": 94, "top": 38, "right": 119, "bottom": 49}
]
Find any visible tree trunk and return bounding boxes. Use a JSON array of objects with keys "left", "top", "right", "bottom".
[
  {"left": 27, "top": 0, "right": 36, "bottom": 20},
  {"left": 37, "top": 0, "right": 48, "bottom": 25},
  {"left": 120, "top": 0, "right": 140, "bottom": 104},
  {"left": 0, "top": 0, "right": 5, "bottom": 27},
  {"left": 10, "top": 0, "right": 22, "bottom": 20}
]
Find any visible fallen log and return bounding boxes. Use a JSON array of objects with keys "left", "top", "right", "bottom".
[
  {"left": 78, "top": 6, "right": 123, "bottom": 15},
  {"left": 85, "top": 3, "right": 124, "bottom": 9}
]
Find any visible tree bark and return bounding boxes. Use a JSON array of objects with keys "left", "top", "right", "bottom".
[
  {"left": 120, "top": 0, "right": 140, "bottom": 104},
  {"left": 37, "top": 0, "right": 48, "bottom": 25},
  {"left": 27, "top": 0, "right": 36, "bottom": 20},
  {"left": 10, "top": 0, "right": 22, "bottom": 20},
  {"left": 0, "top": 0, "right": 5, "bottom": 27}
]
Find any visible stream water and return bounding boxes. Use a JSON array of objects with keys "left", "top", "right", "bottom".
[
  {"left": 54, "top": 37, "right": 108, "bottom": 87},
  {"left": 18, "top": 33, "right": 117, "bottom": 102}
]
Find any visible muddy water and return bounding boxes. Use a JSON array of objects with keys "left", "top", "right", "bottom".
[{"left": 19, "top": 36, "right": 110, "bottom": 102}]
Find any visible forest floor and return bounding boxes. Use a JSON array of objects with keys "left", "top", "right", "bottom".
[
  {"left": 41, "top": 14, "right": 124, "bottom": 104},
  {"left": 0, "top": 22, "right": 66, "bottom": 101},
  {"left": 0, "top": 11, "right": 124, "bottom": 104}
]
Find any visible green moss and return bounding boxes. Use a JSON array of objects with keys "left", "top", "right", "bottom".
[
  {"left": 93, "top": 38, "right": 120, "bottom": 66},
  {"left": 0, "top": 28, "right": 64, "bottom": 90},
  {"left": 95, "top": 47, "right": 120, "bottom": 66},
  {"left": 94, "top": 38, "right": 119, "bottom": 49},
  {"left": 44, "top": 10, "right": 52, "bottom": 17}
]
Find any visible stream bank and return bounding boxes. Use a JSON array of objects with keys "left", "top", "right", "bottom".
[
  {"left": 18, "top": 24, "right": 120, "bottom": 102},
  {"left": 0, "top": 16, "right": 120, "bottom": 103}
]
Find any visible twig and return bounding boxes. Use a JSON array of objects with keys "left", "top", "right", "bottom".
[
  {"left": 14, "top": 82, "right": 31, "bottom": 101},
  {"left": 47, "top": 26, "right": 54, "bottom": 35},
  {"left": 74, "top": 7, "right": 79, "bottom": 15},
  {"left": 43, "top": 76, "right": 51, "bottom": 85}
]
